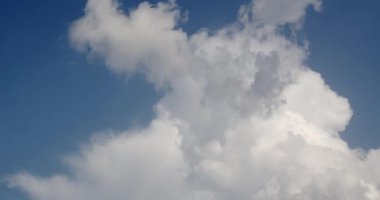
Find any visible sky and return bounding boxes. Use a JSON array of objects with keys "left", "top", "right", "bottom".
[{"left": 0, "top": 0, "right": 379, "bottom": 199}]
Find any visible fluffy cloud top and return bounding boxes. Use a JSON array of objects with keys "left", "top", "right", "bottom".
[{"left": 8, "top": 0, "right": 380, "bottom": 199}]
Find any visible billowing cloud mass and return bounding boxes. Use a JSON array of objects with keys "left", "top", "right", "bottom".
[{"left": 8, "top": 0, "right": 380, "bottom": 199}]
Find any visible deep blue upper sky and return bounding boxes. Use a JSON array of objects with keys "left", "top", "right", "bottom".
[{"left": 0, "top": 0, "right": 379, "bottom": 199}]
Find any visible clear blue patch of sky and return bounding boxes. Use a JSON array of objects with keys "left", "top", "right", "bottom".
[
  {"left": 304, "top": 0, "right": 380, "bottom": 150},
  {"left": 0, "top": 0, "right": 379, "bottom": 199}
]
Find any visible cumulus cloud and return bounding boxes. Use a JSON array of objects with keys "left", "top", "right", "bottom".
[
  {"left": 8, "top": 0, "right": 380, "bottom": 199},
  {"left": 252, "top": 0, "right": 322, "bottom": 26}
]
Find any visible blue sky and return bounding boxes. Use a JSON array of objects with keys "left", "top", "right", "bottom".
[{"left": 0, "top": 0, "right": 379, "bottom": 199}]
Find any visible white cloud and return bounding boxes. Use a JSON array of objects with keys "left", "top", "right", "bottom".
[
  {"left": 8, "top": 0, "right": 380, "bottom": 199},
  {"left": 252, "top": 0, "right": 322, "bottom": 26}
]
